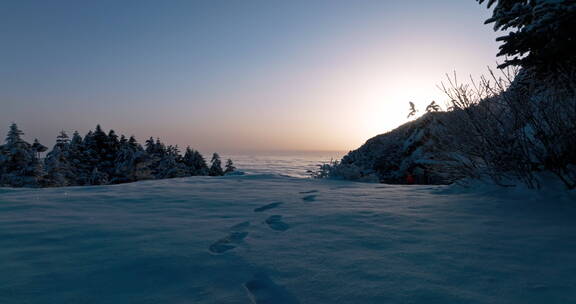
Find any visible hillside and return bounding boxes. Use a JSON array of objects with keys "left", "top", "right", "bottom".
[{"left": 334, "top": 112, "right": 461, "bottom": 184}]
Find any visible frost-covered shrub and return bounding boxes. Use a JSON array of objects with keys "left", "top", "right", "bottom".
[
  {"left": 441, "top": 67, "right": 576, "bottom": 189},
  {"left": 309, "top": 160, "right": 379, "bottom": 182},
  {"left": 425, "top": 0, "right": 576, "bottom": 189}
]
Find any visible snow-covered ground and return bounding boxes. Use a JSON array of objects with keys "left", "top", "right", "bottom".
[{"left": 1, "top": 175, "right": 575, "bottom": 303}]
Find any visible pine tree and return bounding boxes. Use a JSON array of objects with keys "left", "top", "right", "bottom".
[
  {"left": 478, "top": 0, "right": 576, "bottom": 70},
  {"left": 0, "top": 124, "right": 44, "bottom": 187},
  {"left": 145, "top": 137, "right": 156, "bottom": 154},
  {"left": 5, "top": 123, "right": 25, "bottom": 146},
  {"left": 209, "top": 153, "right": 224, "bottom": 176},
  {"left": 81, "top": 130, "right": 99, "bottom": 176},
  {"left": 182, "top": 149, "right": 210, "bottom": 176},
  {"left": 224, "top": 159, "right": 236, "bottom": 175},
  {"left": 0, "top": 123, "right": 230, "bottom": 187},
  {"left": 89, "top": 167, "right": 108, "bottom": 185},
  {"left": 107, "top": 130, "right": 120, "bottom": 154},
  {"left": 31, "top": 139, "right": 48, "bottom": 159},
  {"left": 119, "top": 134, "right": 128, "bottom": 145},
  {"left": 144, "top": 137, "right": 165, "bottom": 177},
  {"left": 56, "top": 130, "right": 70, "bottom": 148},
  {"left": 113, "top": 138, "right": 152, "bottom": 183},
  {"left": 45, "top": 130, "right": 78, "bottom": 187},
  {"left": 100, "top": 129, "right": 120, "bottom": 177},
  {"left": 156, "top": 145, "right": 187, "bottom": 179},
  {"left": 183, "top": 147, "right": 196, "bottom": 175},
  {"left": 45, "top": 145, "right": 74, "bottom": 187},
  {"left": 79, "top": 126, "right": 113, "bottom": 184},
  {"left": 68, "top": 131, "right": 89, "bottom": 185},
  {"left": 92, "top": 125, "right": 108, "bottom": 152},
  {"left": 70, "top": 131, "right": 82, "bottom": 146},
  {"left": 155, "top": 138, "right": 166, "bottom": 156},
  {"left": 128, "top": 136, "right": 139, "bottom": 150}
]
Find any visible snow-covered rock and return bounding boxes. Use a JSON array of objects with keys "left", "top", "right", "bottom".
[{"left": 335, "top": 112, "right": 462, "bottom": 184}]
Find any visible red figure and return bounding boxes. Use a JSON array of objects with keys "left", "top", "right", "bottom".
[{"left": 406, "top": 173, "right": 415, "bottom": 185}]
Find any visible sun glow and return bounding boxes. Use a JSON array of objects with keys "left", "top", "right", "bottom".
[{"left": 0, "top": 1, "right": 499, "bottom": 152}]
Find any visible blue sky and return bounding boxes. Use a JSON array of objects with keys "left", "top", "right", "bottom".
[{"left": 0, "top": 0, "right": 500, "bottom": 152}]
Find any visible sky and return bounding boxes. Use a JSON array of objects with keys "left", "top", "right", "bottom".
[{"left": 0, "top": 0, "right": 501, "bottom": 153}]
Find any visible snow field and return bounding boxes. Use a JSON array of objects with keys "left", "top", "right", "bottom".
[{"left": 1, "top": 175, "right": 575, "bottom": 303}]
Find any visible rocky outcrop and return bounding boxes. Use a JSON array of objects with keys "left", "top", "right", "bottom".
[{"left": 335, "top": 112, "right": 462, "bottom": 184}]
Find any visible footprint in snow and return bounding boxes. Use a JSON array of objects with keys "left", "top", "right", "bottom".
[
  {"left": 209, "top": 222, "right": 251, "bottom": 254},
  {"left": 254, "top": 202, "right": 283, "bottom": 213},
  {"left": 265, "top": 215, "right": 290, "bottom": 231},
  {"left": 299, "top": 190, "right": 318, "bottom": 194},
  {"left": 301, "top": 195, "right": 317, "bottom": 202},
  {"left": 244, "top": 273, "right": 300, "bottom": 304},
  {"left": 230, "top": 221, "right": 251, "bottom": 230}
]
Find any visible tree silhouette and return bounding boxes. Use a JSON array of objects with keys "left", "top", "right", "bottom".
[{"left": 407, "top": 102, "right": 418, "bottom": 118}]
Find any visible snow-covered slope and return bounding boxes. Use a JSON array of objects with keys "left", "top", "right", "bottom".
[
  {"left": 336, "top": 112, "right": 461, "bottom": 184},
  {"left": 1, "top": 175, "right": 575, "bottom": 303}
]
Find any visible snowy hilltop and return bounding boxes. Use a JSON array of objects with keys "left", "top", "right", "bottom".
[
  {"left": 322, "top": 111, "right": 462, "bottom": 185},
  {"left": 0, "top": 124, "right": 235, "bottom": 188},
  {"left": 317, "top": 0, "right": 576, "bottom": 189},
  {"left": 321, "top": 67, "right": 575, "bottom": 189}
]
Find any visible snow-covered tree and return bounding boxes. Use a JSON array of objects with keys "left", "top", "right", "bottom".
[
  {"left": 156, "top": 145, "right": 187, "bottom": 179},
  {"left": 97, "top": 129, "right": 119, "bottom": 176},
  {"left": 89, "top": 168, "right": 108, "bottom": 185},
  {"left": 183, "top": 147, "right": 196, "bottom": 175},
  {"left": 209, "top": 153, "right": 224, "bottom": 176},
  {"left": 31, "top": 139, "right": 48, "bottom": 159},
  {"left": 5, "top": 123, "right": 25, "bottom": 146},
  {"left": 193, "top": 151, "right": 209, "bottom": 175},
  {"left": 145, "top": 137, "right": 156, "bottom": 154},
  {"left": 0, "top": 123, "right": 45, "bottom": 187},
  {"left": 81, "top": 130, "right": 99, "bottom": 175},
  {"left": 144, "top": 137, "right": 167, "bottom": 177},
  {"left": 478, "top": 0, "right": 576, "bottom": 71},
  {"left": 70, "top": 131, "right": 82, "bottom": 147},
  {"left": 66, "top": 131, "right": 91, "bottom": 185},
  {"left": 113, "top": 140, "right": 152, "bottom": 183},
  {"left": 224, "top": 159, "right": 236, "bottom": 175},
  {"left": 55, "top": 130, "right": 70, "bottom": 148},
  {"left": 182, "top": 148, "right": 209, "bottom": 176},
  {"left": 128, "top": 136, "right": 139, "bottom": 150},
  {"left": 44, "top": 145, "right": 75, "bottom": 187},
  {"left": 0, "top": 123, "right": 232, "bottom": 187}
]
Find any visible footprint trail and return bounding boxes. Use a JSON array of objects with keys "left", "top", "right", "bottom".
[
  {"left": 254, "top": 202, "right": 283, "bottom": 213},
  {"left": 299, "top": 190, "right": 318, "bottom": 194},
  {"left": 301, "top": 195, "right": 317, "bottom": 202},
  {"left": 244, "top": 273, "right": 300, "bottom": 304},
  {"left": 265, "top": 215, "right": 290, "bottom": 231},
  {"left": 209, "top": 222, "right": 251, "bottom": 254}
]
